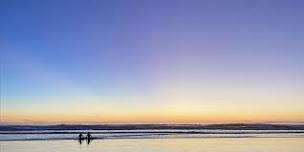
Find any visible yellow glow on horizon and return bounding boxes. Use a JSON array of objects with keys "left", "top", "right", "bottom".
[
  {"left": 2, "top": 91, "right": 303, "bottom": 124},
  {"left": 2, "top": 109, "right": 303, "bottom": 124}
]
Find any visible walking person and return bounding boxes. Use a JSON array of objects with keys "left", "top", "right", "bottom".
[
  {"left": 87, "top": 132, "right": 92, "bottom": 140},
  {"left": 86, "top": 132, "right": 92, "bottom": 144},
  {"left": 78, "top": 133, "right": 84, "bottom": 144}
]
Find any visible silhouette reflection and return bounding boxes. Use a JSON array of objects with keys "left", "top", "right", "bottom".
[
  {"left": 86, "top": 138, "right": 91, "bottom": 145},
  {"left": 78, "top": 138, "right": 83, "bottom": 144}
]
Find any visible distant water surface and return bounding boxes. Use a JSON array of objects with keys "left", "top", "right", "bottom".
[{"left": 1, "top": 124, "right": 304, "bottom": 140}]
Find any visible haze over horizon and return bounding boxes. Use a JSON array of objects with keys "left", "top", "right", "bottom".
[{"left": 1, "top": 0, "right": 304, "bottom": 124}]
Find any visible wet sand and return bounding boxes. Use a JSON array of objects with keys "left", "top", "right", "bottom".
[{"left": 1, "top": 137, "right": 303, "bottom": 152}]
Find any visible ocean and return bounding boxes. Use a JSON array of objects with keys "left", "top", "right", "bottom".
[{"left": 0, "top": 124, "right": 303, "bottom": 152}]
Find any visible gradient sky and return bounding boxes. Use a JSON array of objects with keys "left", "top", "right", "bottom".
[{"left": 1, "top": 0, "right": 304, "bottom": 124}]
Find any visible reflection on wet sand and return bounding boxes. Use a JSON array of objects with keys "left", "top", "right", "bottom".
[{"left": 1, "top": 138, "right": 304, "bottom": 152}]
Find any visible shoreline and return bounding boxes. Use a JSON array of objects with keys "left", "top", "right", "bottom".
[{"left": 2, "top": 135, "right": 304, "bottom": 142}]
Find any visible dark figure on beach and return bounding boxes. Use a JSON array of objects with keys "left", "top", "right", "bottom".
[
  {"left": 79, "top": 133, "right": 83, "bottom": 140},
  {"left": 87, "top": 132, "right": 92, "bottom": 140},
  {"left": 86, "top": 132, "right": 92, "bottom": 144},
  {"left": 78, "top": 133, "right": 84, "bottom": 144}
]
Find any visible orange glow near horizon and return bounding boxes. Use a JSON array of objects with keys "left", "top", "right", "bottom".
[
  {"left": 2, "top": 94, "right": 304, "bottom": 124},
  {"left": 2, "top": 109, "right": 303, "bottom": 124}
]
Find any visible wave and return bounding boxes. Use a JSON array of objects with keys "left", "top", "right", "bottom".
[
  {"left": 1, "top": 124, "right": 304, "bottom": 141},
  {"left": 1, "top": 132, "right": 304, "bottom": 141}
]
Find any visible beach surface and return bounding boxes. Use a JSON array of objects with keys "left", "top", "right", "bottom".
[{"left": 1, "top": 137, "right": 303, "bottom": 152}]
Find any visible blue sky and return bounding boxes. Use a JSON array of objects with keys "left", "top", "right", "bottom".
[{"left": 1, "top": 0, "right": 304, "bottom": 123}]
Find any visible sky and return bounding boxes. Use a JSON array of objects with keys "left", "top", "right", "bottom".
[{"left": 1, "top": 0, "right": 304, "bottom": 124}]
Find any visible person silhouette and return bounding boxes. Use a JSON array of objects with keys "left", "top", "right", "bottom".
[
  {"left": 79, "top": 133, "right": 83, "bottom": 139},
  {"left": 78, "top": 133, "right": 84, "bottom": 144},
  {"left": 87, "top": 132, "right": 92, "bottom": 140},
  {"left": 86, "top": 132, "right": 92, "bottom": 144}
]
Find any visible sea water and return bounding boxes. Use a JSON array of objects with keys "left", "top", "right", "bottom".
[
  {"left": 1, "top": 129, "right": 304, "bottom": 140},
  {"left": 1, "top": 124, "right": 304, "bottom": 152}
]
